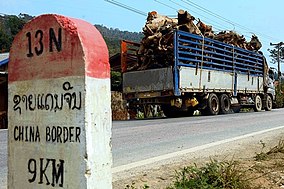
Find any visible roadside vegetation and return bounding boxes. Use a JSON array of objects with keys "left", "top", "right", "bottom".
[
  {"left": 124, "top": 139, "right": 284, "bottom": 189},
  {"left": 0, "top": 14, "right": 143, "bottom": 56},
  {"left": 274, "top": 83, "right": 284, "bottom": 108},
  {"left": 166, "top": 159, "right": 250, "bottom": 189}
]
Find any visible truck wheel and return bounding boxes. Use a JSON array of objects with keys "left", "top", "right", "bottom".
[
  {"left": 205, "top": 93, "right": 220, "bottom": 115},
  {"left": 264, "top": 95, "right": 272, "bottom": 111},
  {"left": 219, "top": 94, "right": 231, "bottom": 114},
  {"left": 253, "top": 95, "right": 262, "bottom": 112}
]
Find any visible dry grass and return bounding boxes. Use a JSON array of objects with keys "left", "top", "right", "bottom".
[{"left": 124, "top": 139, "right": 284, "bottom": 189}]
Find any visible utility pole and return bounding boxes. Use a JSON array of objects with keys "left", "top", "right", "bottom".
[{"left": 270, "top": 42, "right": 284, "bottom": 89}]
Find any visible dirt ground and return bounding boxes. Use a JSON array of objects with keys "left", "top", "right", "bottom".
[
  {"left": 244, "top": 152, "right": 284, "bottom": 189},
  {"left": 113, "top": 130, "right": 284, "bottom": 189}
]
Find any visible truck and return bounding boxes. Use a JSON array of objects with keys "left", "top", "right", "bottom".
[{"left": 121, "top": 30, "right": 275, "bottom": 117}]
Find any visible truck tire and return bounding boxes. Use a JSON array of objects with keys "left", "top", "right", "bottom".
[
  {"left": 204, "top": 93, "right": 220, "bottom": 115},
  {"left": 253, "top": 95, "right": 262, "bottom": 112},
  {"left": 264, "top": 95, "right": 272, "bottom": 111},
  {"left": 219, "top": 94, "right": 231, "bottom": 114}
]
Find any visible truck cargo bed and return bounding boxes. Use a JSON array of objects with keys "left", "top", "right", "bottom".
[{"left": 123, "top": 67, "right": 173, "bottom": 94}]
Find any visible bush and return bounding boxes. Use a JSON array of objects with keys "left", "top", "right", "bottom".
[
  {"left": 167, "top": 159, "right": 251, "bottom": 189},
  {"left": 275, "top": 83, "right": 284, "bottom": 108},
  {"left": 111, "top": 71, "right": 122, "bottom": 91}
]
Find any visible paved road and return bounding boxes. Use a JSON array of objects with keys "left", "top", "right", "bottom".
[
  {"left": 112, "top": 109, "right": 284, "bottom": 168},
  {"left": 1, "top": 109, "right": 284, "bottom": 187}
]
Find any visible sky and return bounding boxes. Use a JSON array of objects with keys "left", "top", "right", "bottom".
[{"left": 1, "top": 0, "right": 283, "bottom": 70}]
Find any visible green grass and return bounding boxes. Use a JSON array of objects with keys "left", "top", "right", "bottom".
[
  {"left": 255, "top": 139, "right": 284, "bottom": 161},
  {"left": 125, "top": 139, "right": 284, "bottom": 189},
  {"left": 267, "top": 139, "right": 284, "bottom": 154},
  {"left": 254, "top": 140, "right": 268, "bottom": 161},
  {"left": 166, "top": 159, "right": 251, "bottom": 189},
  {"left": 126, "top": 159, "right": 251, "bottom": 189}
]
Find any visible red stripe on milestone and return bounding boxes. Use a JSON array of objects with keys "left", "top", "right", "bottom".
[
  {"left": 70, "top": 18, "right": 110, "bottom": 79},
  {"left": 8, "top": 14, "right": 110, "bottom": 83}
]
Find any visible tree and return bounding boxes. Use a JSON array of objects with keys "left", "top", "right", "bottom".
[
  {"left": 111, "top": 71, "right": 122, "bottom": 91},
  {"left": 6, "top": 15, "right": 26, "bottom": 36},
  {"left": 0, "top": 29, "right": 12, "bottom": 52},
  {"left": 268, "top": 43, "right": 284, "bottom": 82},
  {"left": 0, "top": 14, "right": 27, "bottom": 52},
  {"left": 95, "top": 24, "right": 143, "bottom": 56},
  {"left": 268, "top": 45, "right": 284, "bottom": 65},
  {"left": 269, "top": 44, "right": 284, "bottom": 108}
]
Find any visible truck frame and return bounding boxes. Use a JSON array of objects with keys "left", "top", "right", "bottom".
[{"left": 121, "top": 30, "right": 275, "bottom": 117}]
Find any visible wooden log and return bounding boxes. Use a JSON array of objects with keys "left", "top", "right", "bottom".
[
  {"left": 111, "top": 91, "right": 128, "bottom": 120},
  {"left": 177, "top": 9, "right": 201, "bottom": 35},
  {"left": 178, "top": 9, "right": 194, "bottom": 25},
  {"left": 248, "top": 35, "right": 262, "bottom": 51},
  {"left": 136, "top": 10, "right": 263, "bottom": 72}
]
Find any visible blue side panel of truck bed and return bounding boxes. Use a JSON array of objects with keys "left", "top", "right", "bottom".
[
  {"left": 173, "top": 30, "right": 265, "bottom": 96},
  {"left": 174, "top": 31, "right": 181, "bottom": 96}
]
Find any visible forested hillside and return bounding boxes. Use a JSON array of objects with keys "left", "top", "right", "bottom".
[
  {"left": 0, "top": 14, "right": 143, "bottom": 56},
  {"left": 95, "top": 25, "right": 143, "bottom": 56},
  {"left": 0, "top": 14, "right": 32, "bottom": 53}
]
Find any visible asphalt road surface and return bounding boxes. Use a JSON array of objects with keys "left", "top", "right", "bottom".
[
  {"left": 1, "top": 108, "right": 284, "bottom": 188},
  {"left": 112, "top": 109, "right": 284, "bottom": 171}
]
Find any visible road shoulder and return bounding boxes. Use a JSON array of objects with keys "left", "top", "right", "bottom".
[{"left": 113, "top": 128, "right": 284, "bottom": 189}]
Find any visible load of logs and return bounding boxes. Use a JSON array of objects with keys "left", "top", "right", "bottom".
[
  {"left": 136, "top": 9, "right": 262, "bottom": 70},
  {"left": 111, "top": 91, "right": 129, "bottom": 120}
]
